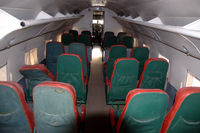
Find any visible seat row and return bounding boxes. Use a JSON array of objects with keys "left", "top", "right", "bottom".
[
  {"left": 104, "top": 45, "right": 169, "bottom": 104},
  {"left": 0, "top": 81, "right": 85, "bottom": 133},
  {"left": 20, "top": 42, "right": 90, "bottom": 104},
  {"left": 62, "top": 30, "right": 92, "bottom": 46},
  {"left": 1, "top": 81, "right": 200, "bottom": 133},
  {"left": 61, "top": 29, "right": 92, "bottom": 61},
  {"left": 103, "top": 31, "right": 132, "bottom": 49},
  {"left": 109, "top": 87, "right": 200, "bottom": 133}
]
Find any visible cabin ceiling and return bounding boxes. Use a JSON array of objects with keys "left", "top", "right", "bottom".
[{"left": 1, "top": 0, "right": 200, "bottom": 21}]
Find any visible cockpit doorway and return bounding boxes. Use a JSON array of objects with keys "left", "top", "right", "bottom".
[{"left": 92, "top": 10, "right": 104, "bottom": 44}]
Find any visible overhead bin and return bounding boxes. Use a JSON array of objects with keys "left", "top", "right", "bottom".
[
  {"left": 114, "top": 16, "right": 200, "bottom": 59},
  {"left": 0, "top": 8, "right": 82, "bottom": 51}
]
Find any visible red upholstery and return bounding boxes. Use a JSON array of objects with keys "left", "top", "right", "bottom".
[
  {"left": 0, "top": 81, "right": 35, "bottom": 133},
  {"left": 116, "top": 89, "right": 168, "bottom": 133},
  {"left": 34, "top": 81, "right": 80, "bottom": 124},
  {"left": 80, "top": 106, "right": 86, "bottom": 123},
  {"left": 160, "top": 87, "right": 200, "bottom": 133},
  {"left": 109, "top": 109, "right": 115, "bottom": 127},
  {"left": 137, "top": 58, "right": 168, "bottom": 88},
  {"left": 19, "top": 64, "right": 55, "bottom": 81}
]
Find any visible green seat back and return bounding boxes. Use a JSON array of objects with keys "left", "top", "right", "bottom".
[
  {"left": 81, "top": 30, "right": 91, "bottom": 36},
  {"left": 46, "top": 41, "right": 64, "bottom": 76},
  {"left": 104, "top": 31, "right": 114, "bottom": 39},
  {"left": 108, "top": 58, "right": 139, "bottom": 104},
  {"left": 69, "top": 30, "right": 78, "bottom": 41},
  {"left": 69, "top": 43, "right": 88, "bottom": 77},
  {"left": 78, "top": 34, "right": 91, "bottom": 46},
  {"left": 0, "top": 81, "right": 34, "bottom": 133},
  {"left": 117, "top": 32, "right": 126, "bottom": 44},
  {"left": 33, "top": 81, "right": 79, "bottom": 133},
  {"left": 104, "top": 36, "right": 117, "bottom": 48},
  {"left": 57, "top": 54, "right": 85, "bottom": 101},
  {"left": 161, "top": 87, "right": 200, "bottom": 133},
  {"left": 121, "top": 36, "right": 133, "bottom": 48},
  {"left": 131, "top": 47, "right": 149, "bottom": 79},
  {"left": 106, "top": 45, "right": 127, "bottom": 80},
  {"left": 19, "top": 64, "right": 54, "bottom": 101},
  {"left": 117, "top": 89, "right": 168, "bottom": 133},
  {"left": 138, "top": 58, "right": 168, "bottom": 90},
  {"left": 61, "top": 33, "right": 74, "bottom": 46}
]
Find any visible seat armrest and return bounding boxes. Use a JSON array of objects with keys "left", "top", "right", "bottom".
[
  {"left": 109, "top": 109, "right": 116, "bottom": 133},
  {"left": 85, "top": 77, "right": 88, "bottom": 85},
  {"left": 104, "top": 63, "right": 107, "bottom": 68},
  {"left": 106, "top": 77, "right": 110, "bottom": 85},
  {"left": 80, "top": 106, "right": 86, "bottom": 123}
]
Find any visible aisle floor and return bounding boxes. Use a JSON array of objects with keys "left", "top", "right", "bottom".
[{"left": 84, "top": 46, "right": 110, "bottom": 133}]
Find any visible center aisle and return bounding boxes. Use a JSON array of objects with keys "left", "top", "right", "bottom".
[{"left": 84, "top": 46, "right": 110, "bottom": 133}]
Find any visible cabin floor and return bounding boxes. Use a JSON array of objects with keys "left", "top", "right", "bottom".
[{"left": 84, "top": 46, "right": 110, "bottom": 133}]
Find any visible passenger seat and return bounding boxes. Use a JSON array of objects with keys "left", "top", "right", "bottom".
[
  {"left": 33, "top": 81, "right": 86, "bottom": 133},
  {"left": 138, "top": 58, "right": 169, "bottom": 90},
  {"left": 46, "top": 41, "right": 65, "bottom": 76},
  {"left": 0, "top": 81, "right": 34, "bottom": 133},
  {"left": 130, "top": 46, "right": 149, "bottom": 79},
  {"left": 104, "top": 45, "right": 127, "bottom": 81},
  {"left": 161, "top": 87, "right": 200, "bottom": 133},
  {"left": 19, "top": 64, "right": 55, "bottom": 101},
  {"left": 69, "top": 29, "right": 78, "bottom": 41},
  {"left": 57, "top": 54, "right": 88, "bottom": 104},
  {"left": 106, "top": 58, "right": 139, "bottom": 105},
  {"left": 109, "top": 89, "right": 168, "bottom": 133}
]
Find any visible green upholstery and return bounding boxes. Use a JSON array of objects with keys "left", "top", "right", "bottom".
[
  {"left": 57, "top": 54, "right": 87, "bottom": 104},
  {"left": 0, "top": 81, "right": 34, "bottom": 133},
  {"left": 131, "top": 47, "right": 149, "bottom": 79},
  {"left": 61, "top": 33, "right": 74, "bottom": 46},
  {"left": 117, "top": 32, "right": 126, "bottom": 44},
  {"left": 110, "top": 89, "right": 168, "bottom": 133},
  {"left": 68, "top": 43, "right": 89, "bottom": 78},
  {"left": 104, "top": 31, "right": 114, "bottom": 38},
  {"left": 81, "top": 30, "right": 91, "bottom": 36},
  {"left": 106, "top": 58, "right": 139, "bottom": 105},
  {"left": 78, "top": 34, "right": 91, "bottom": 46},
  {"left": 161, "top": 87, "right": 200, "bottom": 133},
  {"left": 19, "top": 64, "right": 55, "bottom": 101},
  {"left": 104, "top": 36, "right": 117, "bottom": 48},
  {"left": 33, "top": 81, "right": 85, "bottom": 133},
  {"left": 46, "top": 41, "right": 64, "bottom": 76},
  {"left": 138, "top": 58, "right": 168, "bottom": 90},
  {"left": 121, "top": 36, "right": 133, "bottom": 48},
  {"left": 69, "top": 30, "right": 78, "bottom": 41},
  {"left": 105, "top": 45, "right": 127, "bottom": 80}
]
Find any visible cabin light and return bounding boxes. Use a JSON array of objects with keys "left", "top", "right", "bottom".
[
  {"left": 182, "top": 46, "right": 189, "bottom": 55},
  {"left": 9, "top": 38, "right": 16, "bottom": 45}
]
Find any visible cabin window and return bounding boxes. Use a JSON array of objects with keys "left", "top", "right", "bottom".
[
  {"left": 134, "top": 38, "right": 138, "bottom": 47},
  {"left": 0, "top": 64, "right": 7, "bottom": 81},
  {"left": 158, "top": 53, "right": 170, "bottom": 80},
  {"left": 57, "top": 33, "right": 62, "bottom": 42},
  {"left": 143, "top": 43, "right": 150, "bottom": 49},
  {"left": 158, "top": 53, "right": 169, "bottom": 62},
  {"left": 44, "top": 40, "right": 52, "bottom": 58},
  {"left": 25, "top": 48, "right": 38, "bottom": 65},
  {"left": 186, "top": 72, "right": 200, "bottom": 87}
]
